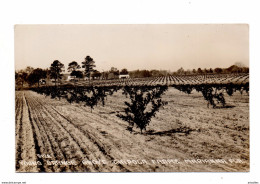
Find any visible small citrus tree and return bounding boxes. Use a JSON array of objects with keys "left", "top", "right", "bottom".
[{"left": 117, "top": 85, "right": 168, "bottom": 133}]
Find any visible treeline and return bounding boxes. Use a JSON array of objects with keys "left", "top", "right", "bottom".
[
  {"left": 172, "top": 64, "right": 249, "bottom": 76},
  {"left": 129, "top": 64, "right": 249, "bottom": 78},
  {"left": 91, "top": 64, "right": 250, "bottom": 79}
]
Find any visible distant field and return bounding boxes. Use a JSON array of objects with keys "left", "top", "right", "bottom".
[{"left": 43, "top": 73, "right": 249, "bottom": 87}]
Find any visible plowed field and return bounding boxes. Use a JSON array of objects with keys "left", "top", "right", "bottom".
[{"left": 15, "top": 89, "right": 249, "bottom": 172}]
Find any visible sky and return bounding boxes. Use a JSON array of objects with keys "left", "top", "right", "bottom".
[{"left": 15, "top": 24, "right": 249, "bottom": 72}]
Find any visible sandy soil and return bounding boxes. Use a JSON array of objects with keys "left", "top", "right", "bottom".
[{"left": 15, "top": 88, "right": 249, "bottom": 172}]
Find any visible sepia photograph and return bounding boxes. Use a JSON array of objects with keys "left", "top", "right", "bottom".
[{"left": 14, "top": 24, "right": 249, "bottom": 173}]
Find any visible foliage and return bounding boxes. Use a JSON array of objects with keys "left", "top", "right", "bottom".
[
  {"left": 31, "top": 85, "right": 120, "bottom": 112},
  {"left": 117, "top": 85, "right": 168, "bottom": 133},
  {"left": 172, "top": 83, "right": 249, "bottom": 108},
  {"left": 82, "top": 56, "right": 96, "bottom": 81},
  {"left": 120, "top": 68, "right": 129, "bottom": 75},
  {"left": 50, "top": 60, "right": 64, "bottom": 86},
  {"left": 15, "top": 72, "right": 28, "bottom": 88},
  {"left": 70, "top": 70, "right": 83, "bottom": 78},
  {"left": 214, "top": 68, "right": 223, "bottom": 74},
  {"left": 91, "top": 70, "right": 102, "bottom": 79},
  {"left": 195, "top": 85, "right": 225, "bottom": 108},
  {"left": 27, "top": 68, "right": 47, "bottom": 87},
  {"left": 68, "top": 61, "right": 81, "bottom": 73}
]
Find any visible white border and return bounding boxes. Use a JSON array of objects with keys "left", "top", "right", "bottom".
[{"left": 0, "top": 0, "right": 259, "bottom": 184}]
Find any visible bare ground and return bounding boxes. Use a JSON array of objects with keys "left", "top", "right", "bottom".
[{"left": 15, "top": 88, "right": 249, "bottom": 172}]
